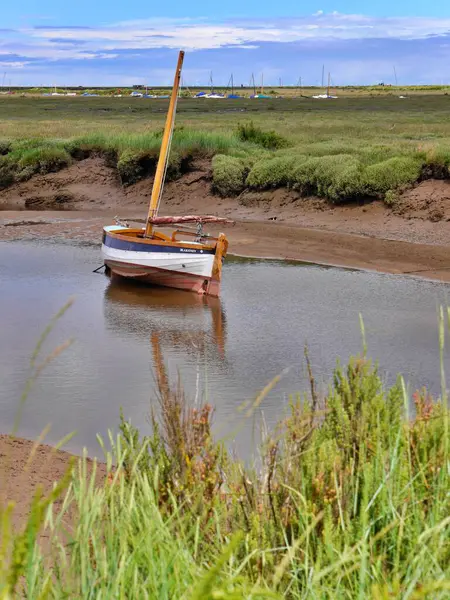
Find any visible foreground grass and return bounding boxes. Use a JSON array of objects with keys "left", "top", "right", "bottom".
[
  {"left": 1, "top": 95, "right": 450, "bottom": 204},
  {"left": 2, "top": 325, "right": 450, "bottom": 598}
]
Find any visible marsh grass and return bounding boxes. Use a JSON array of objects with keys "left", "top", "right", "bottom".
[
  {"left": 212, "top": 155, "right": 249, "bottom": 196},
  {"left": 0, "top": 129, "right": 254, "bottom": 187},
  {"left": 237, "top": 122, "right": 289, "bottom": 150},
  {"left": 2, "top": 310, "right": 450, "bottom": 598},
  {"left": 1, "top": 96, "right": 450, "bottom": 201}
]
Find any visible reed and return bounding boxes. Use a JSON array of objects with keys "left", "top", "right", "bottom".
[{"left": 2, "top": 310, "right": 450, "bottom": 598}]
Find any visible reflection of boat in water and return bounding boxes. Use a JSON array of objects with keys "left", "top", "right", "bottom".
[{"left": 103, "top": 280, "right": 227, "bottom": 360}]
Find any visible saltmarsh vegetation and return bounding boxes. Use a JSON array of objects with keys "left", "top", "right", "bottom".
[
  {"left": 0, "top": 129, "right": 252, "bottom": 188},
  {"left": 1, "top": 127, "right": 444, "bottom": 204},
  {"left": 2, "top": 312, "right": 450, "bottom": 598},
  {"left": 1, "top": 94, "right": 450, "bottom": 203}
]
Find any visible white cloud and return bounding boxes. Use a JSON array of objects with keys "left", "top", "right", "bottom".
[
  {"left": 0, "top": 60, "right": 29, "bottom": 68},
  {"left": 6, "top": 12, "right": 450, "bottom": 61},
  {"left": 1, "top": 12, "right": 450, "bottom": 85}
]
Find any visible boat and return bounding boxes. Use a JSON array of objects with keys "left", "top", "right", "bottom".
[
  {"left": 312, "top": 72, "right": 337, "bottom": 99},
  {"left": 101, "top": 50, "right": 232, "bottom": 297}
]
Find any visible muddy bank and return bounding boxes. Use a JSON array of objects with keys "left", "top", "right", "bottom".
[
  {"left": 2, "top": 209, "right": 450, "bottom": 282},
  {"left": 1, "top": 157, "right": 450, "bottom": 281},
  {"left": 0, "top": 434, "right": 106, "bottom": 530}
]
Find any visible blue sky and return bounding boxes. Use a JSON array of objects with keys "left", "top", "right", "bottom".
[{"left": 1, "top": 2, "right": 449, "bottom": 86}]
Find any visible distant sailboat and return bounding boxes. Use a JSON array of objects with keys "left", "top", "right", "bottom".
[
  {"left": 227, "top": 73, "right": 240, "bottom": 98},
  {"left": 312, "top": 72, "right": 337, "bottom": 99},
  {"left": 101, "top": 51, "right": 232, "bottom": 297}
]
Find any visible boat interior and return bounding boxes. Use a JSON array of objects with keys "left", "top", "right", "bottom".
[{"left": 108, "top": 226, "right": 220, "bottom": 249}]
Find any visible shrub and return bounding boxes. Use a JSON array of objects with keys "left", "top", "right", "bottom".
[
  {"left": 363, "top": 156, "right": 422, "bottom": 196},
  {"left": 116, "top": 149, "right": 159, "bottom": 185},
  {"left": 0, "top": 161, "right": 14, "bottom": 188},
  {"left": 212, "top": 154, "right": 247, "bottom": 196},
  {"left": 384, "top": 189, "right": 400, "bottom": 206},
  {"left": 16, "top": 146, "right": 71, "bottom": 179},
  {"left": 0, "top": 139, "right": 11, "bottom": 155},
  {"left": 325, "top": 159, "right": 365, "bottom": 203},
  {"left": 360, "top": 148, "right": 395, "bottom": 166},
  {"left": 291, "top": 154, "right": 364, "bottom": 202},
  {"left": 421, "top": 145, "right": 450, "bottom": 179},
  {"left": 236, "top": 121, "right": 289, "bottom": 150},
  {"left": 246, "top": 154, "right": 307, "bottom": 189},
  {"left": 64, "top": 134, "right": 118, "bottom": 163},
  {"left": 290, "top": 156, "right": 323, "bottom": 195},
  {"left": 117, "top": 149, "right": 147, "bottom": 185}
]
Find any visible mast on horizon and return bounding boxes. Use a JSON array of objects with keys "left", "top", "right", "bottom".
[
  {"left": 251, "top": 73, "right": 256, "bottom": 95},
  {"left": 393, "top": 65, "right": 398, "bottom": 86}
]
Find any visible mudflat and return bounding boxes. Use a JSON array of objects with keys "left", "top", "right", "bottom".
[
  {"left": 1, "top": 156, "right": 450, "bottom": 282},
  {"left": 0, "top": 435, "right": 106, "bottom": 530}
]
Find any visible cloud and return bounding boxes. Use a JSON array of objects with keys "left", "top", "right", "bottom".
[
  {"left": 1, "top": 13, "right": 450, "bottom": 85},
  {"left": 33, "top": 25, "right": 93, "bottom": 30},
  {"left": 17, "top": 13, "right": 450, "bottom": 57},
  {"left": 0, "top": 61, "right": 29, "bottom": 69}
]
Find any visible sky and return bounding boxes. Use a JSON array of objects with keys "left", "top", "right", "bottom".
[{"left": 1, "top": 1, "right": 449, "bottom": 87}]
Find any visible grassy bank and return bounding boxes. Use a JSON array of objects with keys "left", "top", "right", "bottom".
[
  {"left": 0, "top": 129, "right": 258, "bottom": 187},
  {"left": 1, "top": 125, "right": 450, "bottom": 206},
  {"left": 2, "top": 326, "right": 450, "bottom": 598},
  {"left": 1, "top": 95, "right": 450, "bottom": 205}
]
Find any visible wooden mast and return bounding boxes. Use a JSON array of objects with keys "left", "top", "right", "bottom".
[{"left": 145, "top": 50, "right": 184, "bottom": 237}]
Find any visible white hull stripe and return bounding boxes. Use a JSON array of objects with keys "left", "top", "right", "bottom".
[{"left": 101, "top": 244, "right": 215, "bottom": 278}]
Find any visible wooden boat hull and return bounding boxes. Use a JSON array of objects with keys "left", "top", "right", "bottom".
[{"left": 101, "top": 226, "right": 224, "bottom": 297}]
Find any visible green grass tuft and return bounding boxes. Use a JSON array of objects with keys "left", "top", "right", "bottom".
[
  {"left": 246, "top": 154, "right": 307, "bottom": 189},
  {"left": 17, "top": 146, "right": 71, "bottom": 174},
  {"left": 363, "top": 156, "right": 423, "bottom": 197},
  {"left": 237, "top": 121, "right": 289, "bottom": 150},
  {"left": 0, "top": 140, "right": 72, "bottom": 183},
  {"left": 245, "top": 151, "right": 428, "bottom": 203},
  {"left": 212, "top": 154, "right": 247, "bottom": 196},
  {"left": 0, "top": 139, "right": 11, "bottom": 156}
]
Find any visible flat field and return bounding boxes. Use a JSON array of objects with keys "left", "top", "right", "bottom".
[{"left": 1, "top": 94, "right": 450, "bottom": 142}]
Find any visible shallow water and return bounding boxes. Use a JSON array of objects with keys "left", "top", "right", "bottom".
[{"left": 1, "top": 240, "right": 449, "bottom": 457}]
